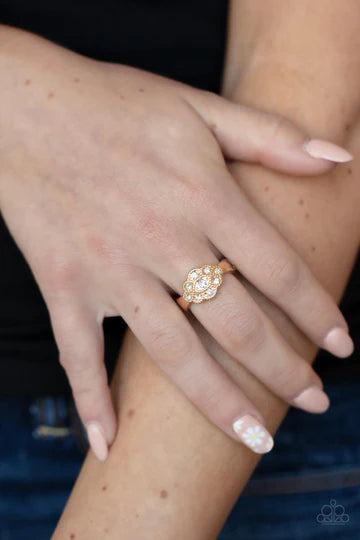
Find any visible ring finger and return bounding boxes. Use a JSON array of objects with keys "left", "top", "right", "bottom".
[{"left": 161, "top": 247, "right": 329, "bottom": 414}]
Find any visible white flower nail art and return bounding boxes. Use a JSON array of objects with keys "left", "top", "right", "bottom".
[
  {"left": 232, "top": 415, "right": 274, "bottom": 454},
  {"left": 241, "top": 425, "right": 266, "bottom": 448}
]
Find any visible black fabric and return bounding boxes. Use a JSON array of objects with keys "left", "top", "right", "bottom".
[
  {"left": 0, "top": 1, "right": 358, "bottom": 396},
  {"left": 313, "top": 251, "right": 360, "bottom": 382}
]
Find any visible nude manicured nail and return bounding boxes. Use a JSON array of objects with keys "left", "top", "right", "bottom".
[
  {"left": 303, "top": 139, "right": 353, "bottom": 162},
  {"left": 86, "top": 422, "right": 108, "bottom": 462},
  {"left": 323, "top": 327, "right": 354, "bottom": 358},
  {"left": 292, "top": 386, "right": 330, "bottom": 413},
  {"left": 232, "top": 415, "right": 274, "bottom": 454}
]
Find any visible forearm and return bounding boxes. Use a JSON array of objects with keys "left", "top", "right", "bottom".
[
  {"left": 53, "top": 58, "right": 360, "bottom": 540},
  {"left": 223, "top": 0, "right": 360, "bottom": 134},
  {"left": 53, "top": 160, "right": 359, "bottom": 540}
]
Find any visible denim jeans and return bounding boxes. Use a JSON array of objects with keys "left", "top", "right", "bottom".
[{"left": 1, "top": 383, "right": 359, "bottom": 540}]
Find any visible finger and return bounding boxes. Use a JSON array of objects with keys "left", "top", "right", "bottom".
[
  {"left": 49, "top": 298, "right": 117, "bottom": 462},
  {"left": 202, "top": 174, "right": 353, "bottom": 358},
  {"left": 116, "top": 275, "right": 274, "bottom": 454},
  {"left": 183, "top": 88, "right": 353, "bottom": 174},
  {"left": 160, "top": 246, "right": 330, "bottom": 413},
  {"left": 190, "top": 272, "right": 330, "bottom": 413}
]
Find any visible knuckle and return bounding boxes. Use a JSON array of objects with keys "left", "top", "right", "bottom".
[
  {"left": 264, "top": 256, "right": 302, "bottom": 298},
  {"left": 149, "top": 324, "right": 193, "bottom": 369},
  {"left": 47, "top": 254, "right": 77, "bottom": 291},
  {"left": 221, "top": 306, "right": 265, "bottom": 354},
  {"left": 179, "top": 174, "right": 216, "bottom": 212},
  {"left": 269, "top": 360, "right": 314, "bottom": 400},
  {"left": 260, "top": 112, "right": 293, "bottom": 143},
  {"left": 61, "top": 353, "right": 104, "bottom": 394},
  {"left": 135, "top": 207, "right": 178, "bottom": 257},
  {"left": 58, "top": 351, "right": 83, "bottom": 376},
  {"left": 84, "top": 233, "right": 128, "bottom": 270},
  {"left": 51, "top": 310, "right": 79, "bottom": 350}
]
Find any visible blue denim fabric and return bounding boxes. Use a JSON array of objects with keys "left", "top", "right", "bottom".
[
  {"left": 0, "top": 396, "right": 84, "bottom": 540},
  {"left": 0, "top": 383, "right": 359, "bottom": 539}
]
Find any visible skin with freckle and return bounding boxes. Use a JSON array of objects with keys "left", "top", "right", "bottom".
[
  {"left": 134, "top": 305, "right": 140, "bottom": 313},
  {"left": 160, "top": 490, "right": 168, "bottom": 499},
  {"left": 348, "top": 167, "right": 352, "bottom": 175},
  {"left": 102, "top": 485, "right": 107, "bottom": 491},
  {"left": 24, "top": 79, "right": 31, "bottom": 85},
  {"left": 298, "top": 199, "right": 304, "bottom": 205},
  {"left": 1, "top": 24, "right": 356, "bottom": 468},
  {"left": 127, "top": 409, "right": 135, "bottom": 418}
]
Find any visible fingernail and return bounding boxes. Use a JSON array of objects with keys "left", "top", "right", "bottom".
[
  {"left": 303, "top": 139, "right": 353, "bottom": 162},
  {"left": 292, "top": 386, "right": 330, "bottom": 413},
  {"left": 232, "top": 415, "right": 274, "bottom": 454},
  {"left": 86, "top": 422, "right": 108, "bottom": 462},
  {"left": 323, "top": 327, "right": 354, "bottom": 358}
]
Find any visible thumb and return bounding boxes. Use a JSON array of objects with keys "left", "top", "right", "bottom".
[{"left": 186, "top": 90, "right": 353, "bottom": 175}]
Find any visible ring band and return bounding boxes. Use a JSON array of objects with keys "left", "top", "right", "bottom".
[{"left": 176, "top": 258, "right": 235, "bottom": 311}]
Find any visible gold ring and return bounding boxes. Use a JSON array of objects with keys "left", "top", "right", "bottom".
[{"left": 176, "top": 258, "right": 235, "bottom": 311}]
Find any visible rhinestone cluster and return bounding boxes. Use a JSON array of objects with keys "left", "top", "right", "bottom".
[{"left": 182, "top": 264, "right": 223, "bottom": 304}]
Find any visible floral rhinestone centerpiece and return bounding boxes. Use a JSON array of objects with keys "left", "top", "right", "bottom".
[{"left": 182, "top": 264, "right": 223, "bottom": 304}]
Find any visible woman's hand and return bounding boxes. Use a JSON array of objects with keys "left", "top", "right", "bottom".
[{"left": 0, "top": 26, "right": 353, "bottom": 458}]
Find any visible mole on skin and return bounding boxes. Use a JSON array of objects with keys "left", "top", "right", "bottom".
[
  {"left": 305, "top": 212, "right": 309, "bottom": 219},
  {"left": 102, "top": 485, "right": 107, "bottom": 491},
  {"left": 73, "top": 77, "right": 80, "bottom": 83},
  {"left": 127, "top": 409, "right": 135, "bottom": 418},
  {"left": 311, "top": 246, "right": 316, "bottom": 252},
  {"left": 264, "top": 186, "right": 269, "bottom": 192},
  {"left": 160, "top": 490, "right": 168, "bottom": 499},
  {"left": 134, "top": 305, "right": 140, "bottom": 313},
  {"left": 298, "top": 198, "right": 304, "bottom": 205},
  {"left": 347, "top": 167, "right": 352, "bottom": 175},
  {"left": 138, "top": 88, "right": 145, "bottom": 93},
  {"left": 24, "top": 79, "right": 31, "bottom": 86},
  {"left": 70, "top": 534, "right": 76, "bottom": 539}
]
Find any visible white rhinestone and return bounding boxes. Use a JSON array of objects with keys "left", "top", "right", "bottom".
[
  {"left": 195, "top": 276, "right": 210, "bottom": 291},
  {"left": 214, "top": 267, "right": 221, "bottom": 274},
  {"left": 206, "top": 288, "right": 216, "bottom": 297},
  {"left": 185, "top": 294, "right": 192, "bottom": 301},
  {"left": 203, "top": 266, "right": 211, "bottom": 274},
  {"left": 185, "top": 282, "right": 192, "bottom": 290},
  {"left": 213, "top": 277, "right": 220, "bottom": 285},
  {"left": 189, "top": 270, "right": 199, "bottom": 280},
  {"left": 195, "top": 294, "right": 202, "bottom": 301}
]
